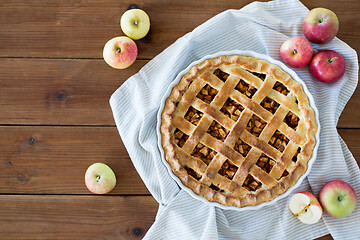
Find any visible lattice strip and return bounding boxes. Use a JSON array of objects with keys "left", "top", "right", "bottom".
[
  {"left": 270, "top": 142, "right": 299, "bottom": 179},
  {"left": 177, "top": 78, "right": 207, "bottom": 116}
]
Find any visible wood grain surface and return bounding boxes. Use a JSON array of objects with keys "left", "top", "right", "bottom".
[
  {"left": 0, "top": 0, "right": 359, "bottom": 239},
  {"left": 0, "top": 0, "right": 359, "bottom": 59},
  {"left": 0, "top": 195, "right": 158, "bottom": 239}
]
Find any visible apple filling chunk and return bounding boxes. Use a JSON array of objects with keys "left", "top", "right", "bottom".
[
  {"left": 246, "top": 115, "right": 267, "bottom": 137},
  {"left": 273, "top": 81, "right": 290, "bottom": 95},
  {"left": 213, "top": 68, "right": 229, "bottom": 82},
  {"left": 260, "top": 97, "right": 280, "bottom": 114},
  {"left": 218, "top": 160, "right": 238, "bottom": 180},
  {"left": 207, "top": 121, "right": 229, "bottom": 142},
  {"left": 197, "top": 84, "right": 218, "bottom": 104},
  {"left": 243, "top": 174, "right": 262, "bottom": 191},
  {"left": 284, "top": 111, "right": 300, "bottom": 130},
  {"left": 220, "top": 98, "right": 244, "bottom": 121},
  {"left": 236, "top": 79, "right": 257, "bottom": 98},
  {"left": 184, "top": 106, "right": 203, "bottom": 126},
  {"left": 191, "top": 143, "right": 217, "bottom": 165},
  {"left": 233, "top": 138, "right": 251, "bottom": 157},
  {"left": 269, "top": 130, "right": 289, "bottom": 152},
  {"left": 174, "top": 129, "right": 189, "bottom": 147},
  {"left": 256, "top": 154, "right": 276, "bottom": 174}
]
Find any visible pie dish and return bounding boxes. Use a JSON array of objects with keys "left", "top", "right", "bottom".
[{"left": 159, "top": 52, "right": 319, "bottom": 208}]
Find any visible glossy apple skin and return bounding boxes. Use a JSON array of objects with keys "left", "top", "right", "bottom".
[
  {"left": 103, "top": 36, "right": 137, "bottom": 69},
  {"left": 85, "top": 163, "right": 116, "bottom": 194},
  {"left": 309, "top": 50, "right": 345, "bottom": 83},
  {"left": 120, "top": 9, "right": 150, "bottom": 40},
  {"left": 319, "top": 180, "right": 357, "bottom": 218},
  {"left": 302, "top": 8, "right": 339, "bottom": 44},
  {"left": 280, "top": 37, "right": 313, "bottom": 68}
]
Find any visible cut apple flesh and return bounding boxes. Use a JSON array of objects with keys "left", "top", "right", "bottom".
[
  {"left": 297, "top": 205, "right": 322, "bottom": 224},
  {"left": 289, "top": 193, "right": 322, "bottom": 224},
  {"left": 289, "top": 193, "right": 310, "bottom": 214}
]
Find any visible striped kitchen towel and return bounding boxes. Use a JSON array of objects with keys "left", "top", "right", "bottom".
[{"left": 110, "top": 0, "right": 359, "bottom": 239}]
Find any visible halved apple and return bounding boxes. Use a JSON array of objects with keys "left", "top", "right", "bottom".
[{"left": 289, "top": 192, "right": 323, "bottom": 224}]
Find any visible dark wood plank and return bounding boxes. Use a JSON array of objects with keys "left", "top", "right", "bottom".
[
  {"left": 0, "top": 195, "right": 157, "bottom": 240},
  {"left": 0, "top": 126, "right": 149, "bottom": 194},
  {"left": 0, "top": 58, "right": 358, "bottom": 127},
  {"left": 0, "top": 126, "right": 358, "bottom": 194},
  {"left": 0, "top": 0, "right": 359, "bottom": 59},
  {"left": 0, "top": 58, "right": 147, "bottom": 125},
  {"left": 0, "top": 194, "right": 337, "bottom": 240},
  {"left": 316, "top": 235, "right": 333, "bottom": 240}
]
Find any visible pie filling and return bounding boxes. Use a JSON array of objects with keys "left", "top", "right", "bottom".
[
  {"left": 220, "top": 98, "right": 244, "bottom": 121},
  {"left": 236, "top": 79, "right": 257, "bottom": 98},
  {"left": 191, "top": 143, "right": 217, "bottom": 165},
  {"left": 284, "top": 111, "right": 300, "bottom": 130},
  {"left": 213, "top": 68, "right": 229, "bottom": 82},
  {"left": 234, "top": 138, "right": 251, "bottom": 157},
  {"left": 197, "top": 84, "right": 218, "bottom": 104},
  {"left": 261, "top": 97, "right": 279, "bottom": 114},
  {"left": 246, "top": 115, "right": 267, "bottom": 137},
  {"left": 243, "top": 174, "right": 262, "bottom": 191},
  {"left": 184, "top": 106, "right": 203, "bottom": 126},
  {"left": 218, "top": 159, "right": 238, "bottom": 180},
  {"left": 256, "top": 153, "right": 276, "bottom": 174},
  {"left": 174, "top": 129, "right": 188, "bottom": 147},
  {"left": 273, "top": 81, "right": 289, "bottom": 95},
  {"left": 207, "top": 121, "right": 229, "bottom": 142},
  {"left": 270, "top": 130, "right": 289, "bottom": 152}
]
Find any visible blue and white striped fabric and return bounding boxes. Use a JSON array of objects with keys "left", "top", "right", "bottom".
[{"left": 110, "top": 0, "right": 359, "bottom": 239}]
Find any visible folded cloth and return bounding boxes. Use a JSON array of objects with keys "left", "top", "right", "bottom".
[{"left": 110, "top": 0, "right": 359, "bottom": 239}]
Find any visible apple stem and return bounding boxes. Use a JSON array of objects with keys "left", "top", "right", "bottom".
[
  {"left": 328, "top": 57, "right": 338, "bottom": 63},
  {"left": 134, "top": 21, "right": 138, "bottom": 25},
  {"left": 293, "top": 49, "right": 298, "bottom": 55},
  {"left": 96, "top": 175, "right": 101, "bottom": 182},
  {"left": 116, "top": 48, "right": 121, "bottom": 54},
  {"left": 338, "top": 193, "right": 346, "bottom": 201},
  {"left": 318, "top": 17, "right": 324, "bottom": 23}
]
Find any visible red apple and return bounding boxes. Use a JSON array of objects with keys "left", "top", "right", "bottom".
[
  {"left": 303, "top": 8, "right": 339, "bottom": 44},
  {"left": 309, "top": 50, "right": 346, "bottom": 83},
  {"left": 319, "top": 180, "right": 357, "bottom": 218},
  {"left": 85, "top": 163, "right": 116, "bottom": 194},
  {"left": 103, "top": 36, "right": 137, "bottom": 69},
  {"left": 280, "top": 37, "right": 313, "bottom": 68},
  {"left": 289, "top": 191, "right": 323, "bottom": 224}
]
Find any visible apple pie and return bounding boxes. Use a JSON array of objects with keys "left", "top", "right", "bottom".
[{"left": 160, "top": 55, "right": 317, "bottom": 208}]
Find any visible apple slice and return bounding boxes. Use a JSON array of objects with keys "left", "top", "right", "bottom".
[{"left": 289, "top": 192, "right": 323, "bottom": 224}]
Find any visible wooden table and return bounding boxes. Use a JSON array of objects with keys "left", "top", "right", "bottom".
[{"left": 0, "top": 0, "right": 358, "bottom": 239}]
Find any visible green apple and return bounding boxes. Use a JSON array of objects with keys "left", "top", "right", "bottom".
[
  {"left": 103, "top": 36, "right": 137, "bottom": 69},
  {"left": 289, "top": 191, "right": 323, "bottom": 224},
  {"left": 120, "top": 9, "right": 150, "bottom": 40},
  {"left": 85, "top": 163, "right": 116, "bottom": 194},
  {"left": 319, "top": 180, "right": 357, "bottom": 218}
]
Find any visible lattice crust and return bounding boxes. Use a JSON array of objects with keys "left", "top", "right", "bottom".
[{"left": 161, "top": 55, "right": 318, "bottom": 208}]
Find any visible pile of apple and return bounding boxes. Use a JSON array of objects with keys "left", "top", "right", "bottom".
[
  {"left": 284, "top": 8, "right": 357, "bottom": 224},
  {"left": 289, "top": 180, "right": 357, "bottom": 224},
  {"left": 103, "top": 7, "right": 150, "bottom": 69},
  {"left": 280, "top": 8, "right": 346, "bottom": 83}
]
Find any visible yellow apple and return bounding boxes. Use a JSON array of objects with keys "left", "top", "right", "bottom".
[
  {"left": 120, "top": 9, "right": 150, "bottom": 40},
  {"left": 85, "top": 163, "right": 116, "bottom": 194}
]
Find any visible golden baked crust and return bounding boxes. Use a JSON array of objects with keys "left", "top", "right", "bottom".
[{"left": 160, "top": 55, "right": 317, "bottom": 208}]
